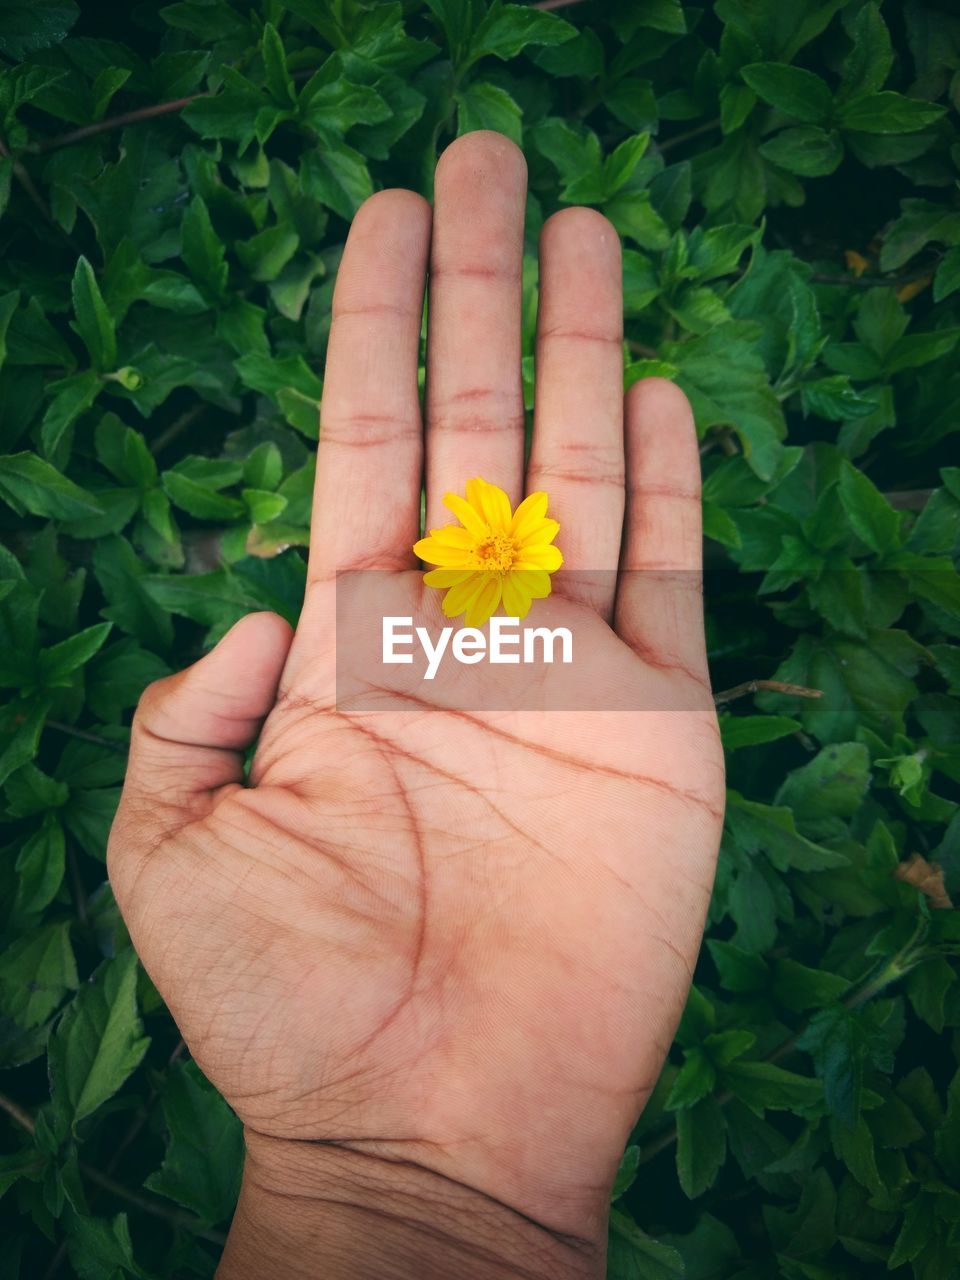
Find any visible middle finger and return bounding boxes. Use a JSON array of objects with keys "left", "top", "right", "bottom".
[{"left": 424, "top": 131, "right": 528, "bottom": 532}]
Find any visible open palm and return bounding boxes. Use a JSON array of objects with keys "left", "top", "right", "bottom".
[{"left": 108, "top": 131, "right": 725, "bottom": 1248}]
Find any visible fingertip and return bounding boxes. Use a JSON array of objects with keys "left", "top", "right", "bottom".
[
  {"left": 437, "top": 129, "right": 527, "bottom": 182},
  {"left": 625, "top": 376, "right": 694, "bottom": 428}
]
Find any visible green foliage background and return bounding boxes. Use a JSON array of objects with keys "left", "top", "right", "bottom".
[{"left": 1, "top": 0, "right": 959, "bottom": 1275}]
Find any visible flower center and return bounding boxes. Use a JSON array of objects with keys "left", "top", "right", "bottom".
[{"left": 474, "top": 532, "right": 518, "bottom": 573}]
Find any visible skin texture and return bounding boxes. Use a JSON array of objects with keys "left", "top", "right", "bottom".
[{"left": 107, "top": 131, "right": 726, "bottom": 1278}]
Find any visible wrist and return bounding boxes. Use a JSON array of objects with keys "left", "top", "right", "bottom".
[{"left": 217, "top": 1129, "right": 605, "bottom": 1280}]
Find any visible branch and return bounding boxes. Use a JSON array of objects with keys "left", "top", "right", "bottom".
[
  {"left": 658, "top": 118, "right": 722, "bottom": 153},
  {"left": 713, "top": 679, "right": 824, "bottom": 705},
  {"left": 0, "top": 1088, "right": 224, "bottom": 1245},
  {"left": 0, "top": 133, "right": 58, "bottom": 229},
  {"left": 45, "top": 721, "right": 127, "bottom": 753},
  {"left": 149, "top": 402, "right": 206, "bottom": 456},
  {"left": 29, "top": 96, "right": 204, "bottom": 153},
  {"left": 808, "top": 268, "right": 931, "bottom": 288},
  {"left": 0, "top": 1089, "right": 35, "bottom": 1134},
  {"left": 27, "top": 67, "right": 320, "bottom": 155}
]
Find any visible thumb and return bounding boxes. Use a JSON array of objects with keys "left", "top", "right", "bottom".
[{"left": 123, "top": 611, "right": 294, "bottom": 810}]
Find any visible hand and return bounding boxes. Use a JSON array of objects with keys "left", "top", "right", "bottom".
[{"left": 108, "top": 131, "right": 725, "bottom": 1279}]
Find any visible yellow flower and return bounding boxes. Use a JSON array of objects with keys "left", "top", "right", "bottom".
[{"left": 413, "top": 478, "right": 563, "bottom": 628}]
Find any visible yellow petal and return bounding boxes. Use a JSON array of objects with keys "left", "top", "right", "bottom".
[
  {"left": 509, "top": 491, "right": 549, "bottom": 540},
  {"left": 514, "top": 545, "right": 563, "bottom": 572},
  {"left": 465, "top": 574, "right": 502, "bottom": 627},
  {"left": 465, "top": 478, "right": 488, "bottom": 522},
  {"left": 428, "top": 525, "right": 476, "bottom": 549},
  {"left": 443, "top": 492, "right": 489, "bottom": 539},
  {"left": 414, "top": 537, "right": 473, "bottom": 567},
  {"left": 501, "top": 573, "right": 533, "bottom": 619},
  {"left": 468, "top": 477, "right": 512, "bottom": 532},
  {"left": 423, "top": 568, "right": 476, "bottom": 588},
  {"left": 442, "top": 574, "right": 486, "bottom": 618},
  {"left": 525, "top": 569, "right": 553, "bottom": 598},
  {"left": 519, "top": 517, "right": 559, "bottom": 548}
]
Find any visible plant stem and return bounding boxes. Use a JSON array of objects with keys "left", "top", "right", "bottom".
[
  {"left": 625, "top": 339, "right": 660, "bottom": 359},
  {"left": 45, "top": 721, "right": 128, "bottom": 753},
  {"left": 0, "top": 1087, "right": 224, "bottom": 1245},
  {"left": 28, "top": 96, "right": 204, "bottom": 153},
  {"left": 713, "top": 679, "right": 823, "bottom": 705},
  {"left": 0, "top": 1089, "right": 36, "bottom": 1134},
  {"left": 0, "top": 134, "right": 58, "bottom": 230},
  {"left": 149, "top": 402, "right": 206, "bottom": 456},
  {"left": 658, "top": 118, "right": 722, "bottom": 153},
  {"left": 26, "top": 67, "right": 319, "bottom": 155}
]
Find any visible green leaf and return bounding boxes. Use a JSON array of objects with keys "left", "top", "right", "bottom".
[
  {"left": 774, "top": 742, "right": 871, "bottom": 832},
  {"left": 92, "top": 535, "right": 173, "bottom": 650},
  {"left": 297, "top": 74, "right": 391, "bottom": 138},
  {"left": 721, "top": 1060, "right": 824, "bottom": 1113},
  {"left": 662, "top": 325, "right": 786, "bottom": 480},
  {"left": 603, "top": 132, "right": 650, "bottom": 196},
  {"left": 301, "top": 141, "right": 373, "bottom": 221},
  {"left": 836, "top": 460, "right": 900, "bottom": 554},
  {"left": 40, "top": 371, "right": 103, "bottom": 459},
  {"left": 234, "top": 352, "right": 323, "bottom": 436},
  {"left": 144, "top": 1060, "right": 243, "bottom": 1223},
  {"left": 87, "top": 638, "right": 169, "bottom": 722},
  {"left": 466, "top": 1, "right": 577, "bottom": 67},
  {"left": 666, "top": 1048, "right": 717, "bottom": 1110},
  {"left": 235, "top": 224, "right": 299, "bottom": 283},
  {"left": 837, "top": 91, "right": 945, "bottom": 134},
  {"left": 64, "top": 1207, "right": 145, "bottom": 1280},
  {"left": 181, "top": 195, "right": 228, "bottom": 299},
  {"left": 95, "top": 414, "right": 158, "bottom": 490},
  {"left": 839, "top": 3, "right": 893, "bottom": 101},
  {"left": 143, "top": 556, "right": 305, "bottom": 635},
  {"left": 162, "top": 470, "right": 245, "bottom": 520},
  {"left": 725, "top": 790, "right": 850, "bottom": 871},
  {"left": 760, "top": 126, "right": 843, "bottom": 176},
  {"left": 0, "top": 452, "right": 103, "bottom": 520},
  {"left": 720, "top": 713, "right": 801, "bottom": 749},
  {"left": 38, "top": 623, "right": 112, "bottom": 688},
  {"left": 676, "top": 1095, "right": 726, "bottom": 1197},
  {"left": 14, "top": 818, "right": 66, "bottom": 916},
  {"left": 0, "top": 696, "right": 50, "bottom": 789},
  {"left": 455, "top": 81, "right": 523, "bottom": 145},
  {"left": 773, "top": 959, "right": 852, "bottom": 1012},
  {"left": 0, "top": 921, "right": 77, "bottom": 1028},
  {"left": 242, "top": 488, "right": 287, "bottom": 524},
  {"left": 934, "top": 247, "right": 960, "bottom": 303},
  {"left": 49, "top": 948, "right": 150, "bottom": 1131},
  {"left": 182, "top": 88, "right": 262, "bottom": 150},
  {"left": 261, "top": 22, "right": 295, "bottom": 106},
  {"left": 690, "top": 224, "right": 761, "bottom": 280},
  {"left": 885, "top": 327, "right": 960, "bottom": 375},
  {"left": 243, "top": 441, "right": 283, "bottom": 491},
  {"left": 608, "top": 1208, "right": 685, "bottom": 1280},
  {"left": 70, "top": 256, "right": 116, "bottom": 371},
  {"left": 0, "top": 290, "right": 21, "bottom": 373},
  {"left": 796, "top": 1003, "right": 893, "bottom": 1128},
  {"left": 741, "top": 63, "right": 832, "bottom": 123},
  {"left": 706, "top": 940, "right": 769, "bottom": 994},
  {"left": 0, "top": 0, "right": 78, "bottom": 58},
  {"left": 611, "top": 1145, "right": 640, "bottom": 1200}
]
